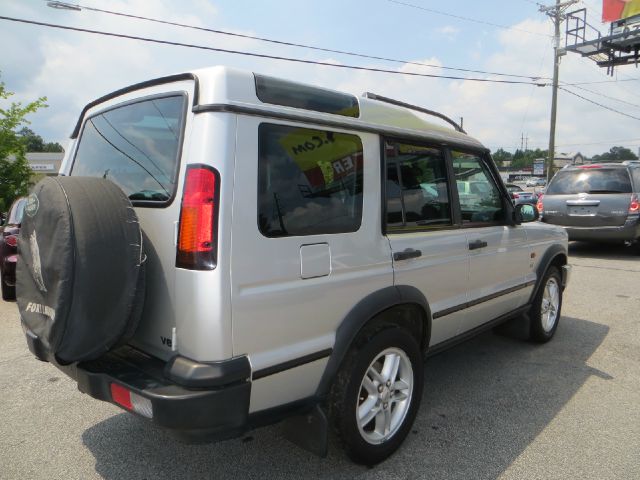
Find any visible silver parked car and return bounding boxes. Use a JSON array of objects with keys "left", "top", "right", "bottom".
[
  {"left": 539, "top": 163, "right": 640, "bottom": 244},
  {"left": 16, "top": 66, "right": 571, "bottom": 465}
]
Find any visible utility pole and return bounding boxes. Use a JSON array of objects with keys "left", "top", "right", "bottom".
[{"left": 539, "top": 0, "right": 578, "bottom": 182}]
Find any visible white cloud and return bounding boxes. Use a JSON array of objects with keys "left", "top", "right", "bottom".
[{"left": 2, "top": 4, "right": 639, "bottom": 157}]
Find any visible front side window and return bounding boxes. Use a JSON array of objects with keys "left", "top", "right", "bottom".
[
  {"left": 452, "top": 151, "right": 505, "bottom": 225},
  {"left": 385, "top": 142, "right": 452, "bottom": 230},
  {"left": 72, "top": 95, "right": 186, "bottom": 203},
  {"left": 258, "top": 124, "right": 363, "bottom": 237}
]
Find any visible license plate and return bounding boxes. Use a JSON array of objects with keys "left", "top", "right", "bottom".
[{"left": 568, "top": 206, "right": 595, "bottom": 216}]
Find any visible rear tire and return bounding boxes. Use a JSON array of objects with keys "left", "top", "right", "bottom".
[
  {"left": 328, "top": 326, "right": 423, "bottom": 465},
  {"left": 529, "top": 266, "right": 563, "bottom": 343}
]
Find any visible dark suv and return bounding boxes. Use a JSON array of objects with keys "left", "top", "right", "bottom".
[
  {"left": 1, "top": 197, "right": 26, "bottom": 300},
  {"left": 539, "top": 162, "right": 640, "bottom": 245}
]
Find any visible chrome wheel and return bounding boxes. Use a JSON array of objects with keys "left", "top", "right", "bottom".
[
  {"left": 356, "top": 347, "right": 413, "bottom": 445},
  {"left": 541, "top": 277, "right": 560, "bottom": 332}
]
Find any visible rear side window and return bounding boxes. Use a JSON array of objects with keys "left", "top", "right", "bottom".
[
  {"left": 546, "top": 168, "right": 632, "bottom": 195},
  {"left": 71, "top": 94, "right": 186, "bottom": 203},
  {"left": 258, "top": 123, "right": 363, "bottom": 237},
  {"left": 631, "top": 168, "right": 640, "bottom": 191}
]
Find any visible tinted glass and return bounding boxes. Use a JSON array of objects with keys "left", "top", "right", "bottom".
[
  {"left": 8, "top": 198, "right": 26, "bottom": 225},
  {"left": 72, "top": 95, "right": 185, "bottom": 202},
  {"left": 452, "top": 151, "right": 504, "bottom": 224},
  {"left": 385, "top": 142, "right": 451, "bottom": 229},
  {"left": 546, "top": 168, "right": 632, "bottom": 195},
  {"left": 630, "top": 167, "right": 640, "bottom": 191},
  {"left": 258, "top": 124, "right": 363, "bottom": 237},
  {"left": 255, "top": 75, "right": 359, "bottom": 118}
]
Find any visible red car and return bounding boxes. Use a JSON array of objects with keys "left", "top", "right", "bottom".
[{"left": 1, "top": 197, "right": 26, "bottom": 300}]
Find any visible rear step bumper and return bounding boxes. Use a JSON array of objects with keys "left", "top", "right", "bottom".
[
  {"left": 24, "top": 330, "right": 251, "bottom": 443},
  {"left": 559, "top": 217, "right": 640, "bottom": 242}
]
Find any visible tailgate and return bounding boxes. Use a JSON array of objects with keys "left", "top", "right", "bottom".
[{"left": 544, "top": 193, "right": 631, "bottom": 227}]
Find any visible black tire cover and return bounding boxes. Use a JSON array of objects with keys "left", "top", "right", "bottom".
[{"left": 16, "top": 177, "right": 145, "bottom": 364}]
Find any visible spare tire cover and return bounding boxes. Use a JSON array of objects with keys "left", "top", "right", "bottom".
[{"left": 17, "top": 177, "right": 145, "bottom": 364}]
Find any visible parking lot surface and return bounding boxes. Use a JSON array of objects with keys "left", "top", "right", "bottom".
[{"left": 1, "top": 242, "right": 639, "bottom": 479}]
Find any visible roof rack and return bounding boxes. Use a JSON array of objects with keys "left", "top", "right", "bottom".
[{"left": 362, "top": 92, "right": 466, "bottom": 134}]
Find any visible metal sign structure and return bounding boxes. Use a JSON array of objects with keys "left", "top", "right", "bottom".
[{"left": 565, "top": 7, "right": 640, "bottom": 74}]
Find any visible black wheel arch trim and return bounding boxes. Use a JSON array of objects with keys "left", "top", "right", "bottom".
[
  {"left": 315, "top": 285, "right": 431, "bottom": 398},
  {"left": 529, "top": 244, "right": 568, "bottom": 304}
]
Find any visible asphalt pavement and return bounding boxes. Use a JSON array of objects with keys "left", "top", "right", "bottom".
[{"left": 1, "top": 242, "right": 639, "bottom": 479}]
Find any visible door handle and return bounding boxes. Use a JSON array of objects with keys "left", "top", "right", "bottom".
[
  {"left": 468, "top": 239, "right": 488, "bottom": 250},
  {"left": 393, "top": 248, "right": 422, "bottom": 261}
]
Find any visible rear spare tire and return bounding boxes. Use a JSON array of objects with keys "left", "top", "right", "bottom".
[{"left": 17, "top": 177, "right": 145, "bottom": 364}]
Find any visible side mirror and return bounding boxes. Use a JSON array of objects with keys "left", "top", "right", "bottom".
[{"left": 515, "top": 203, "right": 539, "bottom": 223}]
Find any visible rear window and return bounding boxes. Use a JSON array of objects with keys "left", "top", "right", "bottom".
[
  {"left": 71, "top": 94, "right": 186, "bottom": 203},
  {"left": 258, "top": 123, "right": 363, "bottom": 237},
  {"left": 546, "top": 168, "right": 632, "bottom": 195},
  {"left": 8, "top": 198, "right": 26, "bottom": 225}
]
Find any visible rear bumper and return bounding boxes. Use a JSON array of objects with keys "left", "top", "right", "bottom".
[
  {"left": 24, "top": 330, "right": 251, "bottom": 443},
  {"left": 550, "top": 216, "right": 640, "bottom": 242}
]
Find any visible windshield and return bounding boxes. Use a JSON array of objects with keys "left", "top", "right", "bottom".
[
  {"left": 546, "top": 168, "right": 632, "bottom": 195},
  {"left": 71, "top": 94, "right": 185, "bottom": 203}
]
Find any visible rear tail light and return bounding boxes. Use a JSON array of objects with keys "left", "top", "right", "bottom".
[
  {"left": 630, "top": 194, "right": 639, "bottom": 214},
  {"left": 512, "top": 193, "right": 520, "bottom": 199},
  {"left": 176, "top": 165, "right": 220, "bottom": 270},
  {"left": 536, "top": 194, "right": 544, "bottom": 214},
  {"left": 110, "top": 383, "right": 153, "bottom": 418},
  {"left": 5, "top": 235, "right": 17, "bottom": 247}
]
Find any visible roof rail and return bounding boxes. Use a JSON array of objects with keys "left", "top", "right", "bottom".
[{"left": 362, "top": 92, "right": 466, "bottom": 134}]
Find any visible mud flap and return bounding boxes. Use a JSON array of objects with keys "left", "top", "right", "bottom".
[{"left": 282, "top": 404, "right": 329, "bottom": 458}]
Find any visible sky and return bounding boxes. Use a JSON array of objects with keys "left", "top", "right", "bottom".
[{"left": 1, "top": 0, "right": 639, "bottom": 157}]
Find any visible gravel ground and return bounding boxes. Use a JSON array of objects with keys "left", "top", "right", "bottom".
[{"left": 1, "top": 242, "right": 638, "bottom": 479}]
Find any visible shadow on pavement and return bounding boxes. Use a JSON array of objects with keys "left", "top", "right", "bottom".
[{"left": 83, "top": 316, "right": 609, "bottom": 480}]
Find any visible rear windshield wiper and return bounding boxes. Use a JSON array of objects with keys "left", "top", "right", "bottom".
[
  {"left": 587, "top": 189, "right": 625, "bottom": 194},
  {"left": 129, "top": 191, "right": 170, "bottom": 201}
]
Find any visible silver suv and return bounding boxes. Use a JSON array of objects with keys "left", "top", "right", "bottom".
[
  {"left": 540, "top": 162, "right": 640, "bottom": 245},
  {"left": 16, "top": 67, "right": 571, "bottom": 465}
]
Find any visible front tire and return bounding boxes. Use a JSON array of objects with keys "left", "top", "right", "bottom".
[
  {"left": 328, "top": 326, "right": 424, "bottom": 465},
  {"left": 529, "top": 266, "right": 563, "bottom": 343}
]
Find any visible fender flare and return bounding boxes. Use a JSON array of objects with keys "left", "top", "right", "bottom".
[
  {"left": 315, "top": 285, "right": 431, "bottom": 398},
  {"left": 529, "top": 243, "right": 568, "bottom": 303}
]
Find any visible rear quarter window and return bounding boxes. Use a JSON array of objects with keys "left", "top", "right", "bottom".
[
  {"left": 71, "top": 94, "right": 186, "bottom": 204},
  {"left": 8, "top": 198, "right": 26, "bottom": 225},
  {"left": 258, "top": 123, "right": 363, "bottom": 237}
]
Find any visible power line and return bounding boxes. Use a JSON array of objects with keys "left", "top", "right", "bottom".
[
  {"left": 388, "top": 0, "right": 552, "bottom": 37},
  {"left": 0, "top": 15, "right": 548, "bottom": 85},
  {"left": 559, "top": 86, "right": 640, "bottom": 120},
  {"left": 564, "top": 78, "right": 640, "bottom": 85},
  {"left": 567, "top": 84, "right": 640, "bottom": 109},
  {"left": 44, "top": 1, "right": 551, "bottom": 81}
]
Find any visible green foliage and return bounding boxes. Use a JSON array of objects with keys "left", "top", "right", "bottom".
[
  {"left": 0, "top": 74, "right": 48, "bottom": 212},
  {"left": 491, "top": 148, "right": 548, "bottom": 168},
  {"left": 591, "top": 146, "right": 638, "bottom": 162},
  {"left": 18, "top": 127, "right": 64, "bottom": 153}
]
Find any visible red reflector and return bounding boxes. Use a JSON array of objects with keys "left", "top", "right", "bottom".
[
  {"left": 5, "top": 235, "right": 17, "bottom": 247},
  {"left": 110, "top": 383, "right": 132, "bottom": 410},
  {"left": 176, "top": 165, "right": 220, "bottom": 270}
]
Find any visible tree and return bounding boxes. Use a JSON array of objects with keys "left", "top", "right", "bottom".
[
  {"left": 592, "top": 146, "right": 638, "bottom": 162},
  {"left": 18, "top": 127, "right": 64, "bottom": 153},
  {"left": 491, "top": 148, "right": 513, "bottom": 166},
  {"left": 0, "top": 74, "right": 47, "bottom": 212}
]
